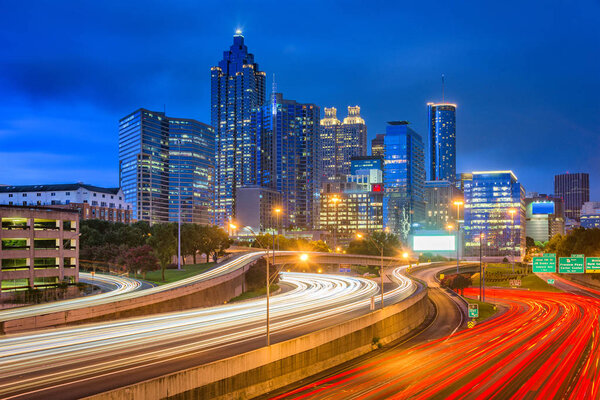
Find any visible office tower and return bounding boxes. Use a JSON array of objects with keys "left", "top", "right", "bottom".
[
  {"left": 424, "top": 180, "right": 463, "bottom": 230},
  {"left": 581, "top": 201, "right": 600, "bottom": 229},
  {"left": 554, "top": 172, "right": 589, "bottom": 220},
  {"left": 119, "top": 109, "right": 170, "bottom": 224},
  {"left": 319, "top": 107, "right": 341, "bottom": 181},
  {"left": 524, "top": 194, "right": 565, "bottom": 242},
  {"left": 211, "top": 31, "right": 266, "bottom": 227},
  {"left": 371, "top": 134, "right": 385, "bottom": 157},
  {"left": 463, "top": 171, "right": 525, "bottom": 260},
  {"left": 168, "top": 118, "right": 215, "bottom": 225},
  {"left": 339, "top": 106, "right": 368, "bottom": 176},
  {"left": 383, "top": 121, "right": 426, "bottom": 238},
  {"left": 119, "top": 109, "right": 214, "bottom": 224},
  {"left": 428, "top": 103, "right": 456, "bottom": 181},
  {"left": 253, "top": 92, "right": 320, "bottom": 229}
]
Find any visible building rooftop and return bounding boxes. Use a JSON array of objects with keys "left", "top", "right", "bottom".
[{"left": 0, "top": 183, "right": 121, "bottom": 195}]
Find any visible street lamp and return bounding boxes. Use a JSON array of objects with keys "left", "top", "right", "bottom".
[
  {"left": 453, "top": 200, "right": 464, "bottom": 274},
  {"left": 356, "top": 232, "right": 385, "bottom": 309},
  {"left": 331, "top": 195, "right": 341, "bottom": 250},
  {"left": 274, "top": 208, "right": 282, "bottom": 251},
  {"left": 480, "top": 232, "right": 485, "bottom": 302},
  {"left": 508, "top": 208, "right": 517, "bottom": 273}
]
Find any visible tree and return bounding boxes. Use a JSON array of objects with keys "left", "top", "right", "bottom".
[
  {"left": 120, "top": 245, "right": 158, "bottom": 279},
  {"left": 309, "top": 240, "right": 331, "bottom": 253},
  {"left": 198, "top": 226, "right": 231, "bottom": 263},
  {"left": 526, "top": 236, "right": 535, "bottom": 249},
  {"left": 443, "top": 274, "right": 472, "bottom": 296},
  {"left": 148, "top": 223, "right": 177, "bottom": 281},
  {"left": 346, "top": 231, "right": 402, "bottom": 257},
  {"left": 181, "top": 223, "right": 200, "bottom": 265}
]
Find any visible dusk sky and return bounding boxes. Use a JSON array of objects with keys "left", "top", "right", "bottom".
[{"left": 1, "top": 1, "right": 598, "bottom": 196}]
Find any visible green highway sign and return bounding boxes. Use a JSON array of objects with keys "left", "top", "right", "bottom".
[
  {"left": 559, "top": 257, "right": 585, "bottom": 273},
  {"left": 468, "top": 304, "right": 479, "bottom": 318},
  {"left": 586, "top": 257, "right": 600, "bottom": 273},
  {"left": 547, "top": 279, "right": 555, "bottom": 284},
  {"left": 544, "top": 253, "right": 556, "bottom": 258},
  {"left": 572, "top": 254, "right": 585, "bottom": 258},
  {"left": 533, "top": 256, "right": 556, "bottom": 273}
]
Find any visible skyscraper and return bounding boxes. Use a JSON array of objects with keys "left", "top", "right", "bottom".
[
  {"left": 554, "top": 172, "right": 589, "bottom": 220},
  {"left": 383, "top": 121, "right": 426, "bottom": 238},
  {"left": 463, "top": 171, "right": 525, "bottom": 260},
  {"left": 428, "top": 103, "right": 456, "bottom": 181},
  {"left": 319, "top": 107, "right": 341, "bottom": 181},
  {"left": 253, "top": 92, "right": 320, "bottom": 229},
  {"left": 119, "top": 108, "right": 214, "bottom": 224},
  {"left": 211, "top": 31, "right": 266, "bottom": 227},
  {"left": 371, "top": 133, "right": 385, "bottom": 157},
  {"left": 340, "top": 106, "right": 368, "bottom": 176}
]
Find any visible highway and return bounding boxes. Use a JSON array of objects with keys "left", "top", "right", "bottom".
[
  {"left": 270, "top": 268, "right": 600, "bottom": 399},
  {"left": 0, "top": 252, "right": 264, "bottom": 324},
  {"left": 0, "top": 272, "right": 143, "bottom": 322},
  {"left": 0, "top": 266, "right": 417, "bottom": 399}
]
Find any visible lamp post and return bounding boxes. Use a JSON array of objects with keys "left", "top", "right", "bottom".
[
  {"left": 480, "top": 232, "right": 485, "bottom": 302},
  {"left": 177, "top": 137, "right": 182, "bottom": 270},
  {"left": 331, "top": 195, "right": 341, "bottom": 250},
  {"left": 274, "top": 208, "right": 281, "bottom": 251},
  {"left": 453, "top": 200, "right": 464, "bottom": 274},
  {"left": 356, "top": 232, "right": 385, "bottom": 309},
  {"left": 508, "top": 208, "right": 516, "bottom": 273}
]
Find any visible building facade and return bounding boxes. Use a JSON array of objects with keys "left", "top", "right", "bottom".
[
  {"left": 580, "top": 201, "right": 600, "bottom": 229},
  {"left": 319, "top": 107, "right": 342, "bottom": 181},
  {"left": 234, "top": 186, "right": 282, "bottom": 233},
  {"left": 1, "top": 206, "right": 79, "bottom": 294},
  {"left": 253, "top": 93, "right": 320, "bottom": 229},
  {"left": 428, "top": 103, "right": 456, "bottom": 181},
  {"left": 371, "top": 133, "right": 385, "bottom": 158},
  {"left": 424, "top": 180, "right": 463, "bottom": 230},
  {"left": 0, "top": 184, "right": 132, "bottom": 223},
  {"left": 383, "top": 122, "right": 426, "bottom": 239},
  {"left": 463, "top": 171, "right": 526, "bottom": 261},
  {"left": 211, "top": 31, "right": 266, "bottom": 227},
  {"left": 119, "top": 109, "right": 214, "bottom": 225},
  {"left": 524, "top": 194, "right": 565, "bottom": 242},
  {"left": 339, "top": 106, "right": 368, "bottom": 177},
  {"left": 554, "top": 172, "right": 589, "bottom": 220}
]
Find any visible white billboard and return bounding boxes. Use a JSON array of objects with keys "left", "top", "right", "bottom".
[{"left": 412, "top": 235, "right": 456, "bottom": 252}]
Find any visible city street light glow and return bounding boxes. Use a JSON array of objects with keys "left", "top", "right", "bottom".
[{"left": 300, "top": 253, "right": 309, "bottom": 262}]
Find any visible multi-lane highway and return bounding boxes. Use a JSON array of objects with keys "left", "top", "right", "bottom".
[
  {"left": 0, "top": 266, "right": 417, "bottom": 400},
  {"left": 270, "top": 269, "right": 600, "bottom": 399}
]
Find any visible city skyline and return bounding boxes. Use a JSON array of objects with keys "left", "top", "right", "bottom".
[{"left": 0, "top": 1, "right": 598, "bottom": 198}]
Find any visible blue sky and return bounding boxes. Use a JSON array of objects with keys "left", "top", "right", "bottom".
[{"left": 1, "top": 0, "right": 599, "bottom": 196}]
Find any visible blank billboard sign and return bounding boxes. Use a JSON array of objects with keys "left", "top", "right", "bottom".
[{"left": 412, "top": 235, "right": 456, "bottom": 252}]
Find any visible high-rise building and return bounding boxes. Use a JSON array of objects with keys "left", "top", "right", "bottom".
[
  {"left": 119, "top": 109, "right": 214, "bottom": 224},
  {"left": 581, "top": 201, "right": 600, "bottom": 229},
  {"left": 463, "top": 171, "right": 525, "bottom": 261},
  {"left": 554, "top": 172, "right": 589, "bottom": 220},
  {"left": 428, "top": 103, "right": 456, "bottom": 181},
  {"left": 211, "top": 31, "right": 266, "bottom": 227},
  {"left": 383, "top": 121, "right": 426, "bottom": 238},
  {"left": 339, "top": 106, "right": 368, "bottom": 176},
  {"left": 319, "top": 107, "right": 341, "bottom": 181},
  {"left": 524, "top": 194, "right": 565, "bottom": 242},
  {"left": 253, "top": 93, "right": 320, "bottom": 229},
  {"left": 424, "top": 180, "right": 463, "bottom": 230},
  {"left": 371, "top": 134, "right": 385, "bottom": 158},
  {"left": 168, "top": 118, "right": 215, "bottom": 225}
]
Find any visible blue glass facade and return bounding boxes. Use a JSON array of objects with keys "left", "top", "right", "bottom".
[
  {"left": 351, "top": 156, "right": 383, "bottom": 175},
  {"left": 428, "top": 103, "right": 456, "bottom": 181},
  {"left": 463, "top": 171, "right": 525, "bottom": 259},
  {"left": 253, "top": 93, "right": 320, "bottom": 229},
  {"left": 211, "top": 32, "right": 266, "bottom": 227},
  {"left": 383, "top": 122, "right": 426, "bottom": 239},
  {"left": 118, "top": 109, "right": 214, "bottom": 224}
]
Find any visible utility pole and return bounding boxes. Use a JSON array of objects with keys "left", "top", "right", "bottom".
[{"left": 177, "top": 137, "right": 182, "bottom": 270}]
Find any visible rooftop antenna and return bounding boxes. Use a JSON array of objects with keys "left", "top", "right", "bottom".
[{"left": 441, "top": 74, "right": 445, "bottom": 103}]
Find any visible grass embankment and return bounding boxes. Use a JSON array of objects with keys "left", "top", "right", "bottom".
[
  {"left": 134, "top": 262, "right": 215, "bottom": 285},
  {"left": 464, "top": 298, "right": 498, "bottom": 322},
  {"left": 229, "top": 284, "right": 280, "bottom": 303},
  {"left": 471, "top": 263, "right": 561, "bottom": 293}
]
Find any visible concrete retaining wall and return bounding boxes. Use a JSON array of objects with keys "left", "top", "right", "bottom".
[
  {"left": 0, "top": 260, "right": 257, "bottom": 335},
  {"left": 87, "top": 287, "right": 428, "bottom": 400}
]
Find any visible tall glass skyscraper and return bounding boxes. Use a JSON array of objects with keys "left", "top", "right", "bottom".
[
  {"left": 168, "top": 118, "right": 215, "bottom": 225},
  {"left": 211, "top": 31, "right": 266, "bottom": 227},
  {"left": 463, "top": 171, "right": 525, "bottom": 260},
  {"left": 383, "top": 121, "right": 426, "bottom": 238},
  {"left": 428, "top": 103, "right": 456, "bottom": 181},
  {"left": 119, "top": 109, "right": 214, "bottom": 224},
  {"left": 554, "top": 172, "right": 589, "bottom": 220},
  {"left": 253, "top": 93, "right": 320, "bottom": 229},
  {"left": 319, "top": 107, "right": 341, "bottom": 181}
]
